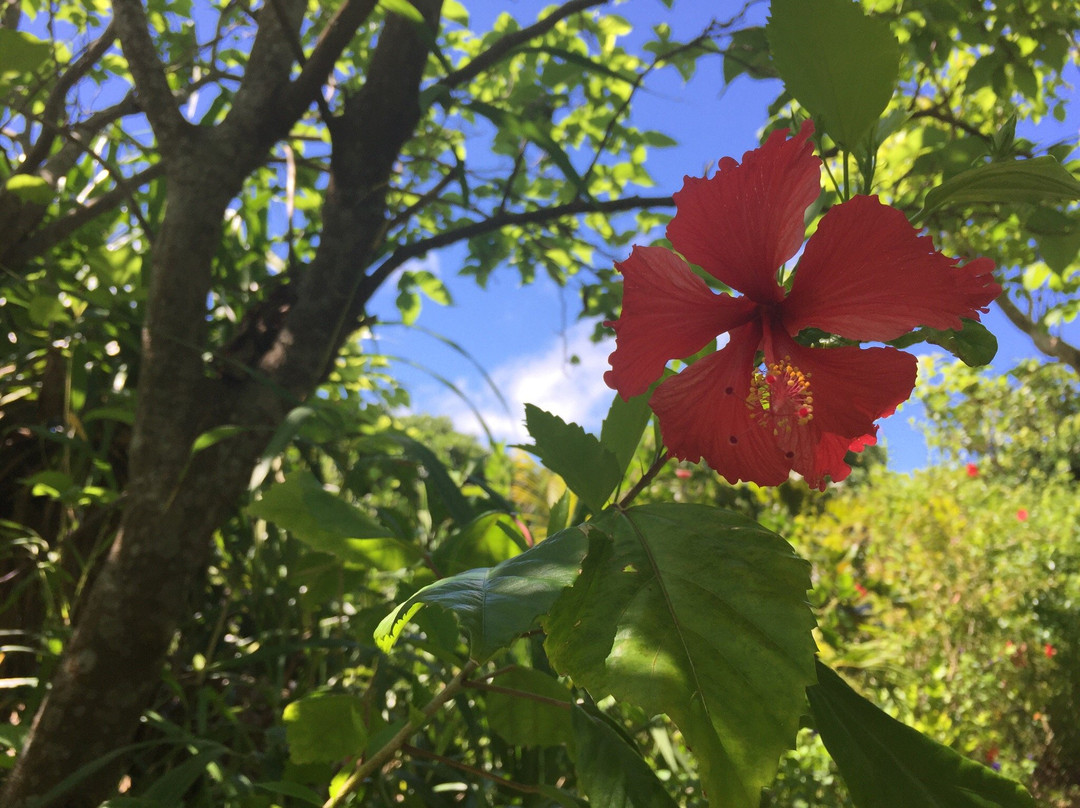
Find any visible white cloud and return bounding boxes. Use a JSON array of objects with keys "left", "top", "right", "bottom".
[{"left": 433, "top": 321, "right": 616, "bottom": 444}]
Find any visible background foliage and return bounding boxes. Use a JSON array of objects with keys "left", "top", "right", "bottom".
[{"left": 1, "top": 0, "right": 1079, "bottom": 806}]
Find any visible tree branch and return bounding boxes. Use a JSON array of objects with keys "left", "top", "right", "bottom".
[
  {"left": 111, "top": 0, "right": 191, "bottom": 154},
  {"left": 219, "top": 0, "right": 307, "bottom": 148},
  {"left": 6, "top": 163, "right": 165, "bottom": 265},
  {"left": 437, "top": 0, "right": 605, "bottom": 90},
  {"left": 20, "top": 19, "right": 118, "bottom": 173},
  {"left": 361, "top": 193, "right": 673, "bottom": 300},
  {"left": 996, "top": 291, "right": 1080, "bottom": 375},
  {"left": 282, "top": 0, "right": 381, "bottom": 123}
]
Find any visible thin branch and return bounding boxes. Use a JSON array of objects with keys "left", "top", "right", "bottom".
[
  {"left": 7, "top": 163, "right": 165, "bottom": 265},
  {"left": 437, "top": 0, "right": 605, "bottom": 90},
  {"left": 111, "top": 0, "right": 191, "bottom": 153},
  {"left": 617, "top": 449, "right": 670, "bottom": 509},
  {"left": 400, "top": 743, "right": 549, "bottom": 795},
  {"left": 264, "top": 0, "right": 335, "bottom": 123},
  {"left": 996, "top": 292, "right": 1080, "bottom": 375},
  {"left": 361, "top": 193, "right": 673, "bottom": 300},
  {"left": 20, "top": 19, "right": 118, "bottom": 173},
  {"left": 283, "top": 0, "right": 381, "bottom": 127},
  {"left": 325, "top": 660, "right": 480, "bottom": 808}
]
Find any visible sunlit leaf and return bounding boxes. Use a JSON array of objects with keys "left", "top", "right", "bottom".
[
  {"left": 809, "top": 661, "right": 1035, "bottom": 808},
  {"left": 0, "top": 30, "right": 52, "bottom": 76},
  {"left": 544, "top": 504, "right": 816, "bottom": 808},
  {"left": 767, "top": 0, "right": 900, "bottom": 150},
  {"left": 920, "top": 156, "right": 1080, "bottom": 220},
  {"left": 520, "top": 404, "right": 621, "bottom": 513},
  {"left": 248, "top": 471, "right": 421, "bottom": 570},
  {"left": 599, "top": 390, "right": 652, "bottom": 484},
  {"left": 283, "top": 693, "right": 368, "bottom": 765},
  {"left": 433, "top": 511, "right": 525, "bottom": 576},
  {"left": 891, "top": 318, "right": 998, "bottom": 367},
  {"left": 375, "top": 522, "right": 594, "bottom": 660}
]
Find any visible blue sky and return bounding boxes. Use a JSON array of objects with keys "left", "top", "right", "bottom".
[{"left": 370, "top": 0, "right": 1080, "bottom": 472}]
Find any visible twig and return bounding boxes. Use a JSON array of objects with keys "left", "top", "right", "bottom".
[
  {"left": 617, "top": 449, "right": 670, "bottom": 509},
  {"left": 323, "top": 659, "right": 480, "bottom": 808}
]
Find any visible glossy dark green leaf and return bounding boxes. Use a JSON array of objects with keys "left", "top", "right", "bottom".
[
  {"left": 375, "top": 522, "right": 594, "bottom": 661},
  {"left": 767, "top": 0, "right": 900, "bottom": 150},
  {"left": 544, "top": 505, "right": 816, "bottom": 808},
  {"left": 573, "top": 706, "right": 679, "bottom": 808},
  {"left": 809, "top": 661, "right": 1035, "bottom": 808},
  {"left": 520, "top": 404, "right": 621, "bottom": 513}
]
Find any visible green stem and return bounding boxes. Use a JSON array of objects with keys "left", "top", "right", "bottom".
[
  {"left": 617, "top": 449, "right": 671, "bottom": 509},
  {"left": 323, "top": 658, "right": 480, "bottom": 808}
]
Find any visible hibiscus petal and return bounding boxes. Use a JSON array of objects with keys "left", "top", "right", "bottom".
[
  {"left": 605, "top": 245, "right": 758, "bottom": 398},
  {"left": 782, "top": 195, "right": 1001, "bottom": 341},
  {"left": 666, "top": 120, "right": 821, "bottom": 304},
  {"left": 760, "top": 328, "right": 916, "bottom": 487},
  {"left": 650, "top": 322, "right": 792, "bottom": 487}
]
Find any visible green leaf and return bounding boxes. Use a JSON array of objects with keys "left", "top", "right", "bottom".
[
  {"left": 433, "top": 511, "right": 525, "bottom": 576},
  {"left": 255, "top": 781, "right": 324, "bottom": 807},
  {"left": 520, "top": 404, "right": 621, "bottom": 513},
  {"left": 544, "top": 504, "right": 816, "bottom": 808},
  {"left": 467, "top": 100, "right": 587, "bottom": 195},
  {"left": 283, "top": 693, "right": 368, "bottom": 765},
  {"left": 808, "top": 661, "right": 1035, "bottom": 808},
  {"left": 0, "top": 30, "right": 52, "bottom": 76},
  {"left": 248, "top": 471, "right": 421, "bottom": 570},
  {"left": 599, "top": 391, "right": 653, "bottom": 483},
  {"left": 485, "top": 668, "right": 573, "bottom": 747},
  {"left": 4, "top": 174, "right": 53, "bottom": 205},
  {"left": 920, "top": 156, "right": 1080, "bottom": 220},
  {"left": 767, "top": 0, "right": 900, "bottom": 150},
  {"left": 141, "top": 747, "right": 224, "bottom": 802},
  {"left": 383, "top": 431, "right": 475, "bottom": 527},
  {"left": 723, "top": 26, "right": 775, "bottom": 83},
  {"left": 375, "top": 522, "right": 594, "bottom": 660},
  {"left": 573, "top": 706, "right": 680, "bottom": 808},
  {"left": 891, "top": 318, "right": 998, "bottom": 368},
  {"left": 376, "top": 0, "right": 423, "bottom": 23}
]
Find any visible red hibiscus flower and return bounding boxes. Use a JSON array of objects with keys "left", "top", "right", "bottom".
[{"left": 604, "top": 122, "right": 1000, "bottom": 489}]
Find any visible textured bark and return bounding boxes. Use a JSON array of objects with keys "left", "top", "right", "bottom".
[{"left": 0, "top": 0, "right": 441, "bottom": 804}]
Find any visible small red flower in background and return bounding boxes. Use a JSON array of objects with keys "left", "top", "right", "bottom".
[
  {"left": 674, "top": 468, "right": 693, "bottom": 480},
  {"left": 985, "top": 746, "right": 999, "bottom": 764},
  {"left": 1045, "top": 643, "right": 1057, "bottom": 658},
  {"left": 604, "top": 122, "right": 1000, "bottom": 489},
  {"left": 854, "top": 583, "right": 868, "bottom": 599},
  {"left": 966, "top": 463, "right": 979, "bottom": 477},
  {"left": 1017, "top": 508, "right": 1029, "bottom": 521}
]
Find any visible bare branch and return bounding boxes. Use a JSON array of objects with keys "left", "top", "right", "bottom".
[
  {"left": 362, "top": 193, "right": 673, "bottom": 298},
  {"left": 438, "top": 0, "right": 606, "bottom": 90},
  {"left": 996, "top": 291, "right": 1080, "bottom": 375}
]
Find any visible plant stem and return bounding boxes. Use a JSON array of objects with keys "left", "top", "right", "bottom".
[
  {"left": 617, "top": 449, "right": 671, "bottom": 509},
  {"left": 323, "top": 658, "right": 480, "bottom": 808}
]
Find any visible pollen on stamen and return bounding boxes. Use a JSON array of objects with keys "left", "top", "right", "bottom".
[{"left": 746, "top": 356, "right": 814, "bottom": 428}]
